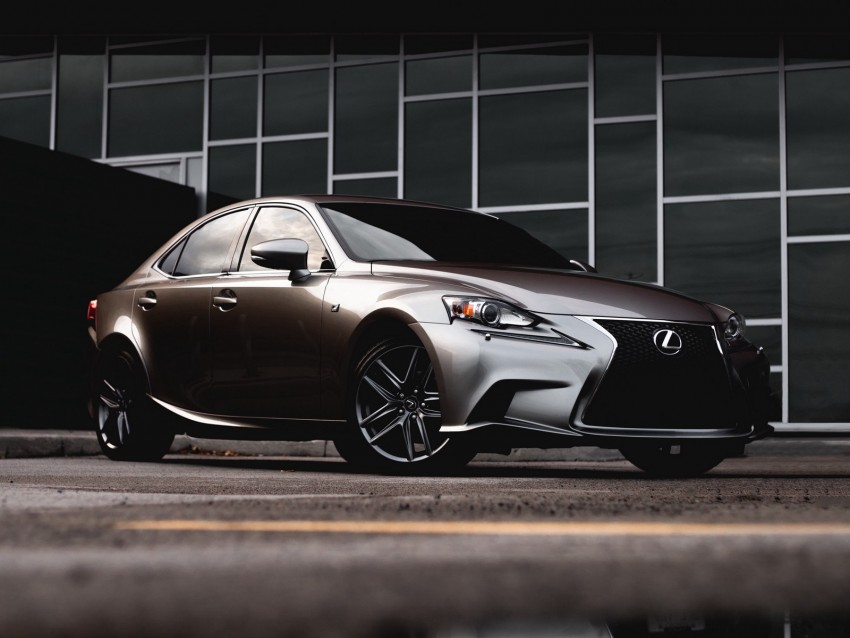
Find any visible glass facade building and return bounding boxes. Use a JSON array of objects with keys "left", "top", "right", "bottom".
[{"left": 2, "top": 32, "right": 849, "bottom": 427}]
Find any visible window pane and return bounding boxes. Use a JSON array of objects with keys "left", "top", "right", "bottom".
[
  {"left": 174, "top": 208, "right": 252, "bottom": 277},
  {"left": 209, "top": 145, "right": 256, "bottom": 200},
  {"left": 109, "top": 40, "right": 205, "bottom": 82},
  {"left": 333, "top": 177, "right": 397, "bottom": 198},
  {"left": 784, "top": 33, "right": 850, "bottom": 65},
  {"left": 594, "top": 33, "right": 656, "bottom": 118},
  {"left": 262, "top": 139, "right": 327, "bottom": 196},
  {"left": 56, "top": 51, "right": 104, "bottom": 158},
  {"left": 746, "top": 324, "right": 782, "bottom": 367},
  {"left": 405, "top": 56, "right": 471, "bottom": 96},
  {"left": 239, "top": 206, "right": 327, "bottom": 271},
  {"left": 263, "top": 69, "right": 328, "bottom": 136},
  {"left": 210, "top": 76, "right": 258, "bottom": 140},
  {"left": 788, "top": 195, "right": 850, "bottom": 236},
  {"left": 479, "top": 45, "right": 587, "bottom": 90},
  {"left": 595, "top": 122, "right": 656, "bottom": 281},
  {"left": 662, "top": 33, "right": 777, "bottom": 74},
  {"left": 334, "top": 63, "right": 398, "bottom": 173},
  {"left": 479, "top": 89, "right": 587, "bottom": 207},
  {"left": 210, "top": 35, "right": 258, "bottom": 73},
  {"left": 495, "top": 209, "right": 588, "bottom": 262},
  {"left": 664, "top": 74, "right": 778, "bottom": 196},
  {"left": 334, "top": 35, "right": 398, "bottom": 61},
  {"left": 789, "top": 241, "right": 850, "bottom": 421},
  {"left": 405, "top": 99, "right": 472, "bottom": 208},
  {"left": 0, "top": 57, "right": 52, "bottom": 93},
  {"left": 108, "top": 82, "right": 203, "bottom": 156},
  {"left": 124, "top": 162, "right": 181, "bottom": 182},
  {"left": 264, "top": 35, "right": 329, "bottom": 68},
  {"left": 0, "top": 95, "right": 50, "bottom": 146},
  {"left": 665, "top": 199, "right": 780, "bottom": 318},
  {"left": 786, "top": 67, "right": 850, "bottom": 190},
  {"left": 404, "top": 35, "right": 473, "bottom": 55}
]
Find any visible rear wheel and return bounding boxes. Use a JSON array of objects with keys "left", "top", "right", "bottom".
[
  {"left": 619, "top": 442, "right": 729, "bottom": 478},
  {"left": 92, "top": 347, "right": 175, "bottom": 462}
]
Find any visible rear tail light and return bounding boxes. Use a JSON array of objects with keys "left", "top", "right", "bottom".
[{"left": 87, "top": 299, "right": 97, "bottom": 328}]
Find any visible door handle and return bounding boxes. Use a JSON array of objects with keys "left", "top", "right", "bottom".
[
  {"left": 213, "top": 289, "right": 237, "bottom": 309},
  {"left": 138, "top": 291, "right": 157, "bottom": 309}
]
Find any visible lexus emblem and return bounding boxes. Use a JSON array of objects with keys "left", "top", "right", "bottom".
[{"left": 653, "top": 329, "right": 683, "bottom": 355}]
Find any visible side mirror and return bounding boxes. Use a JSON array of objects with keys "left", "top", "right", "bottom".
[
  {"left": 570, "top": 259, "right": 598, "bottom": 273},
  {"left": 251, "top": 238, "right": 311, "bottom": 281}
]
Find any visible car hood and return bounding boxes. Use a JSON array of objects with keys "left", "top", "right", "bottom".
[{"left": 371, "top": 261, "right": 721, "bottom": 322}]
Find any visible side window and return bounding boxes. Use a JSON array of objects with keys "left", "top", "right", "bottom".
[
  {"left": 157, "top": 237, "right": 187, "bottom": 275},
  {"left": 239, "top": 206, "right": 330, "bottom": 272},
  {"left": 172, "top": 208, "right": 252, "bottom": 277}
]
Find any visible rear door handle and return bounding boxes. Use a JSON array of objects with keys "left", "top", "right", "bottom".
[
  {"left": 213, "top": 289, "right": 237, "bottom": 310},
  {"left": 138, "top": 292, "right": 157, "bottom": 309}
]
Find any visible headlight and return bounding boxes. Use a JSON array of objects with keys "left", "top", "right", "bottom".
[
  {"left": 443, "top": 296, "right": 538, "bottom": 329},
  {"left": 723, "top": 313, "right": 746, "bottom": 340}
]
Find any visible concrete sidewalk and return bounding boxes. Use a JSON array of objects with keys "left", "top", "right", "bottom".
[{"left": 1, "top": 428, "right": 849, "bottom": 461}]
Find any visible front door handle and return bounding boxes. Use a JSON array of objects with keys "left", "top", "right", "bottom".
[
  {"left": 213, "top": 289, "right": 237, "bottom": 310},
  {"left": 138, "top": 291, "right": 157, "bottom": 310}
]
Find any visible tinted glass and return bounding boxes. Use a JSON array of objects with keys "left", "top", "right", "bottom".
[
  {"left": 746, "top": 325, "right": 782, "bottom": 367},
  {"left": 662, "top": 33, "right": 778, "bottom": 74},
  {"left": 0, "top": 95, "right": 50, "bottom": 146},
  {"left": 320, "top": 202, "right": 576, "bottom": 269},
  {"left": 210, "top": 76, "right": 258, "bottom": 140},
  {"left": 333, "top": 178, "right": 397, "bottom": 198},
  {"left": 788, "top": 195, "right": 850, "bottom": 236},
  {"left": 784, "top": 33, "right": 850, "bottom": 65},
  {"left": 56, "top": 52, "right": 105, "bottom": 158},
  {"left": 110, "top": 40, "right": 205, "bottom": 82},
  {"left": 786, "top": 67, "right": 850, "bottom": 190},
  {"left": 263, "top": 35, "right": 330, "bottom": 68},
  {"left": 405, "top": 56, "right": 471, "bottom": 96},
  {"left": 479, "top": 45, "right": 587, "bottom": 90},
  {"left": 334, "top": 35, "right": 398, "bottom": 61},
  {"left": 405, "top": 99, "right": 472, "bottom": 208},
  {"left": 479, "top": 89, "right": 587, "bottom": 207},
  {"left": 262, "top": 139, "right": 327, "bottom": 196},
  {"left": 108, "top": 82, "right": 203, "bottom": 156},
  {"left": 264, "top": 69, "right": 328, "bottom": 136},
  {"left": 594, "top": 33, "right": 656, "bottom": 117},
  {"left": 239, "top": 206, "right": 327, "bottom": 271},
  {"left": 664, "top": 74, "right": 778, "bottom": 196},
  {"left": 173, "top": 208, "right": 252, "bottom": 276},
  {"left": 210, "top": 35, "right": 258, "bottom": 73},
  {"left": 665, "top": 199, "right": 780, "bottom": 318},
  {"left": 209, "top": 145, "right": 256, "bottom": 200},
  {"left": 494, "top": 209, "right": 588, "bottom": 263},
  {"left": 789, "top": 241, "right": 850, "bottom": 421},
  {"left": 404, "top": 35, "right": 473, "bottom": 55},
  {"left": 158, "top": 237, "right": 186, "bottom": 275},
  {"left": 0, "top": 57, "right": 52, "bottom": 93},
  {"left": 334, "top": 63, "right": 398, "bottom": 174},
  {"left": 595, "top": 122, "right": 656, "bottom": 281}
]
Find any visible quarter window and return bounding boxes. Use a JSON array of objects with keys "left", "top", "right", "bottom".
[
  {"left": 238, "top": 207, "right": 329, "bottom": 272},
  {"left": 169, "top": 208, "right": 252, "bottom": 277}
]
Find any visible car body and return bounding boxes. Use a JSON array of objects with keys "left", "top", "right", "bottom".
[{"left": 87, "top": 195, "right": 776, "bottom": 476}]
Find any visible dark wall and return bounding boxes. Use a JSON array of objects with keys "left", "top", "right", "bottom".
[{"left": 0, "top": 136, "right": 197, "bottom": 429}]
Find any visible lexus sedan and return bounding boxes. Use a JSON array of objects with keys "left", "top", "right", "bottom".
[{"left": 87, "top": 195, "right": 775, "bottom": 476}]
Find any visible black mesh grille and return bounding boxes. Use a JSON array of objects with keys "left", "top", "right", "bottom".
[{"left": 582, "top": 320, "right": 736, "bottom": 429}]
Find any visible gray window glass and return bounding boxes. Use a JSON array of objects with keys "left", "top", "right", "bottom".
[
  {"left": 405, "top": 56, "right": 471, "bottom": 96},
  {"left": 0, "top": 57, "right": 52, "bottom": 93},
  {"left": 662, "top": 33, "right": 778, "bottom": 74},
  {"left": 746, "top": 325, "right": 782, "bottom": 368},
  {"left": 788, "top": 195, "right": 850, "bottom": 236},
  {"left": 334, "top": 35, "right": 398, "bottom": 61},
  {"left": 479, "top": 45, "right": 587, "bottom": 90},
  {"left": 404, "top": 35, "right": 473, "bottom": 55},
  {"left": 264, "top": 69, "right": 328, "bottom": 136},
  {"left": 264, "top": 35, "right": 330, "bottom": 68},
  {"left": 109, "top": 40, "right": 205, "bottom": 83},
  {"left": 334, "top": 63, "right": 398, "bottom": 174},
  {"left": 479, "top": 89, "right": 587, "bottom": 207},
  {"left": 786, "top": 67, "right": 850, "bottom": 190},
  {"left": 210, "top": 76, "right": 258, "bottom": 141},
  {"left": 239, "top": 206, "right": 327, "bottom": 271},
  {"left": 262, "top": 139, "right": 327, "bottom": 196},
  {"left": 789, "top": 241, "right": 850, "bottom": 421},
  {"left": 333, "top": 178, "right": 397, "bottom": 198},
  {"left": 594, "top": 33, "right": 656, "bottom": 118},
  {"left": 405, "top": 99, "right": 472, "bottom": 208},
  {"left": 56, "top": 44, "right": 105, "bottom": 158},
  {"left": 158, "top": 237, "right": 186, "bottom": 275},
  {"left": 210, "top": 35, "right": 258, "bottom": 73},
  {"left": 665, "top": 199, "right": 780, "bottom": 318},
  {"left": 664, "top": 73, "right": 778, "bottom": 196},
  {"left": 173, "top": 208, "right": 252, "bottom": 277},
  {"left": 595, "top": 122, "right": 656, "bottom": 281},
  {"left": 495, "top": 209, "right": 588, "bottom": 263},
  {"left": 209, "top": 145, "right": 256, "bottom": 200},
  {"left": 784, "top": 33, "right": 850, "bottom": 65},
  {"left": 108, "top": 81, "right": 203, "bottom": 156},
  {"left": 0, "top": 95, "right": 50, "bottom": 146}
]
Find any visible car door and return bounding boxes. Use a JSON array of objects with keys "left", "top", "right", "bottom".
[{"left": 207, "top": 205, "right": 333, "bottom": 419}]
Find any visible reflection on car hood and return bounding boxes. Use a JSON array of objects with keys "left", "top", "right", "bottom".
[{"left": 371, "top": 261, "right": 718, "bottom": 322}]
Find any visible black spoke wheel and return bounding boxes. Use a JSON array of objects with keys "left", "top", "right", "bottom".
[
  {"left": 93, "top": 346, "right": 174, "bottom": 462},
  {"left": 335, "top": 336, "right": 476, "bottom": 474},
  {"left": 619, "top": 443, "right": 729, "bottom": 478}
]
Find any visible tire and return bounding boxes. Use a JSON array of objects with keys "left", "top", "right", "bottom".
[
  {"left": 92, "top": 346, "right": 175, "bottom": 462},
  {"left": 334, "top": 336, "right": 477, "bottom": 475},
  {"left": 619, "top": 442, "right": 728, "bottom": 478}
]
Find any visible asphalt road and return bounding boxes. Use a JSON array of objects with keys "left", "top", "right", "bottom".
[{"left": 2, "top": 447, "right": 850, "bottom": 637}]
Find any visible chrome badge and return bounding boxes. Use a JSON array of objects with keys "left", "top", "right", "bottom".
[{"left": 653, "top": 328, "right": 683, "bottom": 355}]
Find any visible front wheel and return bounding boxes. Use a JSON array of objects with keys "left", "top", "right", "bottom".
[{"left": 619, "top": 443, "right": 729, "bottom": 478}]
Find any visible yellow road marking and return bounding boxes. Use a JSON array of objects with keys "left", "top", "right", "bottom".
[{"left": 114, "top": 520, "right": 850, "bottom": 536}]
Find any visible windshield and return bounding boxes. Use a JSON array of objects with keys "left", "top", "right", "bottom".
[{"left": 320, "top": 202, "right": 578, "bottom": 270}]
